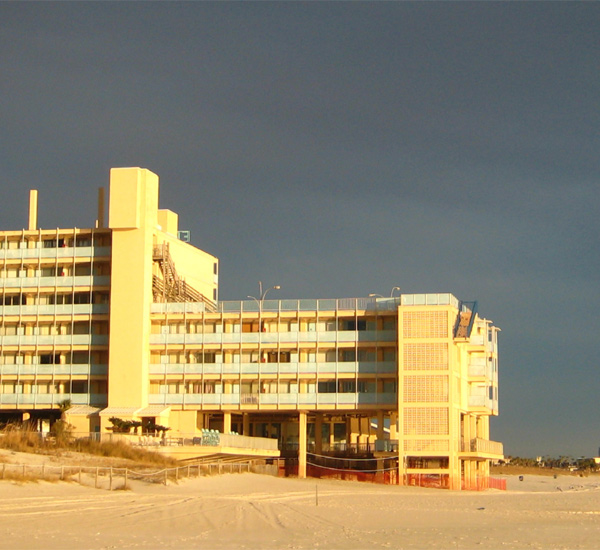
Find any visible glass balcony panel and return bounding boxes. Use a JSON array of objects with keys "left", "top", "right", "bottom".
[
  {"left": 298, "top": 393, "right": 317, "bottom": 405},
  {"left": 202, "top": 394, "right": 221, "bottom": 405},
  {"left": 149, "top": 395, "right": 166, "bottom": 405},
  {"left": 0, "top": 366, "right": 18, "bottom": 374},
  {"left": 164, "top": 364, "right": 185, "bottom": 374},
  {"left": 278, "top": 394, "right": 298, "bottom": 404},
  {"left": 259, "top": 364, "right": 278, "bottom": 374},
  {"left": 222, "top": 364, "right": 240, "bottom": 374},
  {"left": 317, "top": 299, "right": 337, "bottom": 311},
  {"left": 241, "top": 363, "right": 259, "bottom": 374},
  {"left": 217, "top": 393, "right": 240, "bottom": 405},
  {"left": 165, "top": 395, "right": 184, "bottom": 405},
  {"left": 278, "top": 362, "right": 299, "bottom": 373},
  {"left": 0, "top": 394, "right": 18, "bottom": 404},
  {"left": 337, "top": 393, "right": 357, "bottom": 405},
  {"left": 259, "top": 394, "right": 277, "bottom": 405},
  {"left": 317, "top": 362, "right": 337, "bottom": 373},
  {"left": 317, "top": 394, "right": 336, "bottom": 405},
  {"left": 90, "top": 364, "right": 108, "bottom": 375},
  {"left": 298, "top": 363, "right": 317, "bottom": 374}
]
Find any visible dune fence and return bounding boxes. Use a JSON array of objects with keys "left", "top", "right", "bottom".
[{"left": 0, "top": 460, "right": 254, "bottom": 490}]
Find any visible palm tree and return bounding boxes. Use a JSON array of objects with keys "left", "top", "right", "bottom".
[{"left": 58, "top": 398, "right": 72, "bottom": 421}]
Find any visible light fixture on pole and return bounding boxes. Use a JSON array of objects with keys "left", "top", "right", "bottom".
[{"left": 258, "top": 281, "right": 281, "bottom": 302}]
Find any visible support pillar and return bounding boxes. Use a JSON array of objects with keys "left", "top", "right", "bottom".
[
  {"left": 298, "top": 411, "right": 307, "bottom": 478},
  {"left": 390, "top": 413, "right": 398, "bottom": 439},
  {"left": 223, "top": 412, "right": 231, "bottom": 434},
  {"left": 314, "top": 413, "right": 323, "bottom": 455},
  {"left": 376, "top": 411, "right": 385, "bottom": 440},
  {"left": 242, "top": 413, "right": 250, "bottom": 436}
]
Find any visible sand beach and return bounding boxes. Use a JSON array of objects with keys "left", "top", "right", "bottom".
[{"left": 0, "top": 466, "right": 599, "bottom": 550}]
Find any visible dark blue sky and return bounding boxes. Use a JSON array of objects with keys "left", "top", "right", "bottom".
[{"left": 2, "top": 2, "right": 599, "bottom": 457}]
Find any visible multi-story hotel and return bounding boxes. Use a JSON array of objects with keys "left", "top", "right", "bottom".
[{"left": 0, "top": 167, "right": 502, "bottom": 489}]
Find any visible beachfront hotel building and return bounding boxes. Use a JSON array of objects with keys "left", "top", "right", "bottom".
[{"left": 0, "top": 167, "right": 502, "bottom": 489}]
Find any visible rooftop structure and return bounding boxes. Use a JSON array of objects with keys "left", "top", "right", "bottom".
[{"left": 0, "top": 167, "right": 502, "bottom": 489}]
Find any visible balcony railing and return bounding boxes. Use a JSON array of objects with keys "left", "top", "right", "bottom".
[
  {"left": 0, "top": 304, "right": 109, "bottom": 316},
  {"left": 149, "top": 361, "right": 396, "bottom": 376},
  {"left": 0, "top": 275, "right": 110, "bottom": 288},
  {"left": 0, "top": 364, "right": 107, "bottom": 375},
  {"left": 0, "top": 393, "right": 107, "bottom": 407},
  {"left": 149, "top": 391, "right": 397, "bottom": 407},
  {"left": 151, "top": 293, "right": 460, "bottom": 315},
  {"left": 462, "top": 437, "right": 503, "bottom": 456},
  {"left": 0, "top": 246, "right": 111, "bottom": 260},
  {"left": 149, "top": 329, "right": 397, "bottom": 345}
]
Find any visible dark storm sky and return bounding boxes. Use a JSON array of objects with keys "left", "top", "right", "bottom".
[{"left": 1, "top": 2, "right": 599, "bottom": 458}]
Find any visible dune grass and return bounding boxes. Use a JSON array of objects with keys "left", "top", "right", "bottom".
[{"left": 0, "top": 425, "right": 177, "bottom": 467}]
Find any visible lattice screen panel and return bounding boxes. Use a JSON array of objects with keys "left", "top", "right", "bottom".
[
  {"left": 403, "top": 406, "right": 449, "bottom": 435},
  {"left": 403, "top": 375, "right": 448, "bottom": 402},
  {"left": 403, "top": 343, "right": 449, "bottom": 370},
  {"left": 403, "top": 311, "right": 448, "bottom": 338},
  {"left": 404, "top": 439, "right": 449, "bottom": 452}
]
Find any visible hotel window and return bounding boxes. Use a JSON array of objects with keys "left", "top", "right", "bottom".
[
  {"left": 317, "top": 380, "right": 336, "bottom": 393},
  {"left": 358, "top": 380, "right": 376, "bottom": 393},
  {"left": 357, "top": 349, "right": 376, "bottom": 361},
  {"left": 3, "top": 294, "right": 25, "bottom": 306},
  {"left": 339, "top": 319, "right": 367, "bottom": 331},
  {"left": 73, "top": 292, "right": 91, "bottom": 304},
  {"left": 339, "top": 380, "right": 356, "bottom": 393},
  {"left": 40, "top": 354, "right": 61, "bottom": 365},
  {"left": 70, "top": 381, "right": 88, "bottom": 394},
  {"left": 338, "top": 349, "right": 356, "bottom": 362}
]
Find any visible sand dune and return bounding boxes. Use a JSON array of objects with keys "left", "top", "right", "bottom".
[{"left": 1, "top": 472, "right": 599, "bottom": 549}]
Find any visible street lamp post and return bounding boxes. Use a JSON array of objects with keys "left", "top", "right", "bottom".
[
  {"left": 247, "top": 281, "right": 281, "bottom": 366},
  {"left": 369, "top": 287, "right": 401, "bottom": 299}
]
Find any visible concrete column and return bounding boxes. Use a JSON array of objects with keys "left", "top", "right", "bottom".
[
  {"left": 390, "top": 413, "right": 398, "bottom": 439},
  {"left": 242, "top": 413, "right": 250, "bottom": 436},
  {"left": 298, "top": 411, "right": 307, "bottom": 478},
  {"left": 314, "top": 413, "right": 323, "bottom": 455},
  {"left": 223, "top": 412, "right": 231, "bottom": 434},
  {"left": 329, "top": 422, "right": 335, "bottom": 448},
  {"left": 376, "top": 411, "right": 385, "bottom": 440},
  {"left": 346, "top": 417, "right": 359, "bottom": 446}
]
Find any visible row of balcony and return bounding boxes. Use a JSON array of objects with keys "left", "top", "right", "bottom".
[
  {"left": 0, "top": 393, "right": 106, "bottom": 406},
  {"left": 461, "top": 437, "right": 504, "bottom": 456},
  {"left": 0, "top": 246, "right": 111, "bottom": 260},
  {"left": 150, "top": 330, "right": 397, "bottom": 345},
  {"left": 149, "top": 361, "right": 397, "bottom": 375},
  {"left": 149, "top": 392, "right": 398, "bottom": 407},
  {"left": 150, "top": 293, "right": 460, "bottom": 315},
  {"left": 0, "top": 304, "right": 109, "bottom": 316},
  {"left": 0, "top": 276, "right": 110, "bottom": 289},
  {"left": 0, "top": 364, "right": 107, "bottom": 376},
  {"left": 467, "top": 395, "right": 498, "bottom": 410},
  {"left": 0, "top": 334, "right": 108, "bottom": 346}
]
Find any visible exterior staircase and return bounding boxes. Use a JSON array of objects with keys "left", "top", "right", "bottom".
[{"left": 152, "top": 243, "right": 217, "bottom": 312}]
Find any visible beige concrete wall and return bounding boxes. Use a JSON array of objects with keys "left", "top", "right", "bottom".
[
  {"left": 156, "top": 230, "right": 218, "bottom": 302},
  {"left": 107, "top": 167, "right": 158, "bottom": 409}
]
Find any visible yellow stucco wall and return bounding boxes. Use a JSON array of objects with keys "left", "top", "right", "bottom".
[
  {"left": 156, "top": 230, "right": 218, "bottom": 302},
  {"left": 107, "top": 167, "right": 158, "bottom": 409}
]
